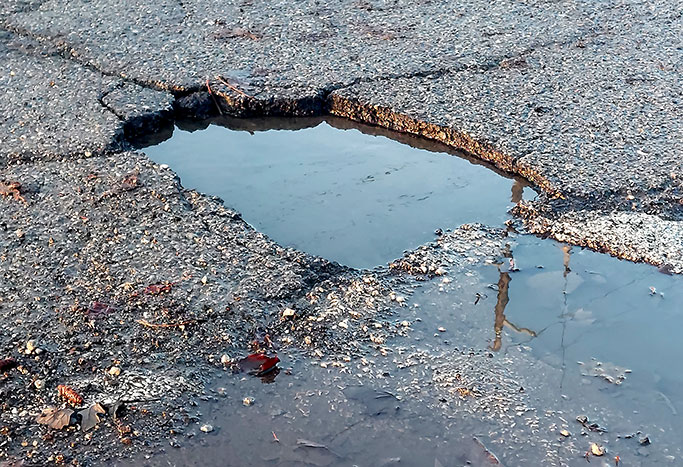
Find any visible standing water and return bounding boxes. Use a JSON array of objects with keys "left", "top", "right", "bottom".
[
  {"left": 138, "top": 117, "right": 683, "bottom": 466},
  {"left": 142, "top": 116, "right": 532, "bottom": 268}
]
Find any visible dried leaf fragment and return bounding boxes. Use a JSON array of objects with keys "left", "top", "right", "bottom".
[
  {"left": 57, "top": 385, "right": 83, "bottom": 405},
  {"left": 36, "top": 407, "right": 74, "bottom": 430},
  {"left": 78, "top": 403, "right": 106, "bottom": 432},
  {"left": 0, "top": 181, "right": 26, "bottom": 203}
]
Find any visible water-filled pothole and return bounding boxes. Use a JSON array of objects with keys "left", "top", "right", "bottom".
[
  {"left": 135, "top": 116, "right": 683, "bottom": 465},
  {"left": 140, "top": 116, "right": 533, "bottom": 268}
]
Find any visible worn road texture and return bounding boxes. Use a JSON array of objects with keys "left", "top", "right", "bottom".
[{"left": 0, "top": 0, "right": 681, "bottom": 465}]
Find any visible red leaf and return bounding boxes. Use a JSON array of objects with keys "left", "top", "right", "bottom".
[{"left": 237, "top": 354, "right": 280, "bottom": 376}]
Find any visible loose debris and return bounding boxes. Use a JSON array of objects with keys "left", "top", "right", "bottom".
[
  {"left": 200, "top": 424, "right": 214, "bottom": 433},
  {"left": 235, "top": 353, "right": 280, "bottom": 376},
  {"left": 37, "top": 402, "right": 109, "bottom": 432},
  {"left": 0, "top": 180, "right": 26, "bottom": 203},
  {"left": 576, "top": 415, "right": 608, "bottom": 434},
  {"left": 78, "top": 403, "right": 106, "bottom": 432},
  {"left": 578, "top": 359, "right": 631, "bottom": 385},
  {"left": 57, "top": 385, "right": 84, "bottom": 406},
  {"left": 36, "top": 408, "right": 75, "bottom": 430}
]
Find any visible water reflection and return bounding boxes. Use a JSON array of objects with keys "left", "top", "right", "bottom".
[{"left": 490, "top": 246, "right": 537, "bottom": 352}]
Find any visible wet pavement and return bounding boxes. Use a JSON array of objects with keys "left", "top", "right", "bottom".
[{"left": 0, "top": 0, "right": 681, "bottom": 466}]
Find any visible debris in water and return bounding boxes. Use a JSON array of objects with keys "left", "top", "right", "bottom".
[
  {"left": 578, "top": 359, "right": 631, "bottom": 385},
  {"left": 590, "top": 443, "right": 605, "bottom": 456},
  {"left": 649, "top": 286, "right": 657, "bottom": 295},
  {"left": 576, "top": 415, "right": 608, "bottom": 433},
  {"left": 242, "top": 397, "right": 255, "bottom": 406},
  {"left": 200, "top": 424, "right": 214, "bottom": 433},
  {"left": 472, "top": 436, "right": 501, "bottom": 464},
  {"left": 272, "top": 431, "right": 279, "bottom": 443},
  {"left": 559, "top": 429, "right": 571, "bottom": 437},
  {"left": 236, "top": 353, "right": 280, "bottom": 376},
  {"left": 639, "top": 436, "right": 651, "bottom": 446}
]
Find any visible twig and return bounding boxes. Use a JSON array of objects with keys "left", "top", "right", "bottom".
[
  {"left": 215, "top": 75, "right": 254, "bottom": 98},
  {"left": 205, "top": 78, "right": 224, "bottom": 116},
  {"left": 135, "top": 319, "right": 200, "bottom": 329}
]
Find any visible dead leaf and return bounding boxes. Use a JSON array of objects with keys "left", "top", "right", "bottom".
[
  {"left": 78, "top": 403, "right": 106, "bottom": 432},
  {"left": 36, "top": 407, "right": 74, "bottom": 430}
]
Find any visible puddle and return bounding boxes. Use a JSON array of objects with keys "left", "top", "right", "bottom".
[
  {"left": 135, "top": 117, "right": 683, "bottom": 465},
  {"left": 140, "top": 116, "right": 532, "bottom": 268}
]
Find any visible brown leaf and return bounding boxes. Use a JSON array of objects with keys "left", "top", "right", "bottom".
[
  {"left": 36, "top": 407, "right": 74, "bottom": 430},
  {"left": 78, "top": 403, "right": 106, "bottom": 432}
]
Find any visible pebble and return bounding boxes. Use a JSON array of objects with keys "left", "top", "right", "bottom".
[
  {"left": 220, "top": 354, "right": 231, "bottom": 365},
  {"left": 109, "top": 366, "right": 122, "bottom": 376},
  {"left": 26, "top": 340, "right": 37, "bottom": 354},
  {"left": 282, "top": 308, "right": 296, "bottom": 318},
  {"left": 400, "top": 320, "right": 410, "bottom": 327},
  {"left": 559, "top": 429, "right": 571, "bottom": 437},
  {"left": 200, "top": 424, "right": 214, "bottom": 433},
  {"left": 590, "top": 443, "right": 605, "bottom": 456},
  {"left": 438, "top": 327, "right": 447, "bottom": 332},
  {"left": 34, "top": 379, "right": 45, "bottom": 389},
  {"left": 15, "top": 229, "right": 24, "bottom": 239},
  {"left": 243, "top": 397, "right": 255, "bottom": 406}
]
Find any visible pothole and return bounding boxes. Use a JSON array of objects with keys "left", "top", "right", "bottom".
[
  {"left": 133, "top": 114, "right": 683, "bottom": 465},
  {"left": 139, "top": 116, "right": 533, "bottom": 269}
]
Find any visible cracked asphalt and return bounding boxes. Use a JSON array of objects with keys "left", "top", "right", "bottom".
[{"left": 0, "top": 0, "right": 681, "bottom": 465}]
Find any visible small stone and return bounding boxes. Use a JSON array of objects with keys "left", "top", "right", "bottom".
[
  {"left": 34, "top": 379, "right": 45, "bottom": 390},
  {"left": 437, "top": 327, "right": 447, "bottom": 332},
  {"left": 109, "top": 366, "right": 121, "bottom": 376},
  {"left": 282, "top": 308, "right": 295, "bottom": 319},
  {"left": 26, "top": 340, "right": 37, "bottom": 354},
  {"left": 201, "top": 275, "right": 208, "bottom": 285},
  {"left": 400, "top": 320, "right": 410, "bottom": 327},
  {"left": 338, "top": 320, "right": 349, "bottom": 329},
  {"left": 15, "top": 229, "right": 24, "bottom": 239},
  {"left": 639, "top": 436, "right": 651, "bottom": 446},
  {"left": 435, "top": 267, "right": 446, "bottom": 276},
  {"left": 590, "top": 443, "right": 605, "bottom": 456},
  {"left": 34, "top": 348, "right": 43, "bottom": 355},
  {"left": 243, "top": 397, "right": 255, "bottom": 406},
  {"left": 559, "top": 429, "right": 571, "bottom": 437},
  {"left": 303, "top": 336, "right": 312, "bottom": 346},
  {"left": 220, "top": 354, "right": 231, "bottom": 365},
  {"left": 200, "top": 424, "right": 214, "bottom": 433}
]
